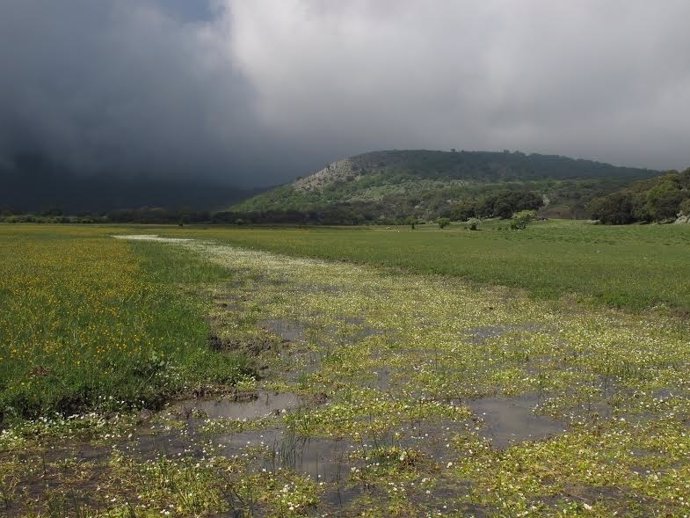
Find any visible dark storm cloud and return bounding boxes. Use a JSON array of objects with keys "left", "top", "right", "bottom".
[
  {"left": 1, "top": 1, "right": 689, "bottom": 187},
  {"left": 0, "top": 0, "right": 289, "bottom": 185}
]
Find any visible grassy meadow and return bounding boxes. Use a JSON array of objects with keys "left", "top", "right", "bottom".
[
  {"left": 1, "top": 222, "right": 690, "bottom": 516},
  {"left": 166, "top": 219, "right": 690, "bottom": 312},
  {"left": 0, "top": 225, "right": 251, "bottom": 422}
]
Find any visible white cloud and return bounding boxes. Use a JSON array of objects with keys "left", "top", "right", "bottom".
[{"left": 227, "top": 0, "right": 690, "bottom": 169}]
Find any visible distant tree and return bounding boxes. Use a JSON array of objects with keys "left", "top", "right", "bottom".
[
  {"left": 437, "top": 217, "right": 450, "bottom": 229},
  {"left": 492, "top": 194, "right": 516, "bottom": 219},
  {"left": 588, "top": 192, "right": 636, "bottom": 224},
  {"left": 642, "top": 177, "right": 685, "bottom": 221},
  {"left": 477, "top": 191, "right": 543, "bottom": 219},
  {"left": 450, "top": 200, "right": 477, "bottom": 221},
  {"left": 467, "top": 218, "right": 481, "bottom": 231}
]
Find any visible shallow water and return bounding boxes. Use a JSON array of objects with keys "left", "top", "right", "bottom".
[
  {"left": 216, "top": 428, "right": 355, "bottom": 483},
  {"left": 468, "top": 394, "right": 566, "bottom": 448},
  {"left": 173, "top": 391, "right": 303, "bottom": 420}
]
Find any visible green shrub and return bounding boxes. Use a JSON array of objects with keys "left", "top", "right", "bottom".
[
  {"left": 467, "top": 218, "right": 481, "bottom": 231},
  {"left": 510, "top": 210, "right": 537, "bottom": 230}
]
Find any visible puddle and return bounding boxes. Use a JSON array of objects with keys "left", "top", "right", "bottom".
[
  {"left": 217, "top": 428, "right": 355, "bottom": 483},
  {"left": 322, "top": 484, "right": 364, "bottom": 510},
  {"left": 23, "top": 424, "right": 359, "bottom": 514},
  {"left": 260, "top": 319, "right": 306, "bottom": 343},
  {"left": 398, "top": 421, "right": 472, "bottom": 462},
  {"left": 124, "top": 421, "right": 362, "bottom": 507},
  {"left": 466, "top": 323, "right": 542, "bottom": 344},
  {"left": 173, "top": 391, "right": 302, "bottom": 420},
  {"left": 127, "top": 430, "right": 200, "bottom": 459},
  {"left": 468, "top": 394, "right": 565, "bottom": 448}
]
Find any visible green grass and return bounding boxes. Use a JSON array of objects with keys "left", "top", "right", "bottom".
[
  {"left": 162, "top": 219, "right": 690, "bottom": 312},
  {"left": 2, "top": 223, "right": 690, "bottom": 515},
  {"left": 0, "top": 226, "right": 252, "bottom": 423}
]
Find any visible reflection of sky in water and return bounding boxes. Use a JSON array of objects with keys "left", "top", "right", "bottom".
[
  {"left": 468, "top": 394, "right": 565, "bottom": 449},
  {"left": 175, "top": 391, "right": 302, "bottom": 420},
  {"left": 158, "top": 0, "right": 216, "bottom": 22}
]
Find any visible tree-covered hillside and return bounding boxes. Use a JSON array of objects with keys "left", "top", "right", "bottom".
[
  {"left": 229, "top": 150, "right": 655, "bottom": 223},
  {"left": 588, "top": 168, "right": 690, "bottom": 224}
]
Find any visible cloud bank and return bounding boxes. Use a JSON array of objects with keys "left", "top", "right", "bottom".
[{"left": 1, "top": 0, "right": 689, "bottom": 186}]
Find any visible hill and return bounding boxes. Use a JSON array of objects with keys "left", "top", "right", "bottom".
[{"left": 227, "top": 150, "right": 656, "bottom": 223}]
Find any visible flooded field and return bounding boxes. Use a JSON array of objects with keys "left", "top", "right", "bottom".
[{"left": 2, "top": 233, "right": 690, "bottom": 516}]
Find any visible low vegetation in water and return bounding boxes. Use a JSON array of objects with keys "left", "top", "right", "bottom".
[{"left": 1, "top": 224, "right": 689, "bottom": 516}]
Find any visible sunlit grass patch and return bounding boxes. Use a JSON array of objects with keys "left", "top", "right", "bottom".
[{"left": 0, "top": 226, "right": 252, "bottom": 423}]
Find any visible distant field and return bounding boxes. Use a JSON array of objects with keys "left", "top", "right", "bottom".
[
  {"left": 164, "top": 220, "right": 690, "bottom": 312},
  {"left": 0, "top": 225, "right": 250, "bottom": 422}
]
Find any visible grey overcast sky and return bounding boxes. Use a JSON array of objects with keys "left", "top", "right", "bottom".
[{"left": 1, "top": 0, "right": 689, "bottom": 186}]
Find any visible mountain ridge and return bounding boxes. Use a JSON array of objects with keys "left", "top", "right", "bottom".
[{"left": 230, "top": 149, "right": 657, "bottom": 222}]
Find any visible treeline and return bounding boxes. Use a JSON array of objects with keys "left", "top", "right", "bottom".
[
  {"left": 0, "top": 207, "right": 212, "bottom": 224},
  {"left": 1, "top": 190, "right": 547, "bottom": 226},
  {"left": 0, "top": 206, "right": 374, "bottom": 225},
  {"left": 439, "top": 190, "right": 543, "bottom": 221},
  {"left": 588, "top": 169, "right": 690, "bottom": 224},
  {"left": 0, "top": 213, "right": 106, "bottom": 224},
  {"left": 28, "top": 176, "right": 690, "bottom": 227},
  {"left": 212, "top": 206, "right": 376, "bottom": 225},
  {"left": 213, "top": 191, "right": 543, "bottom": 225}
]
